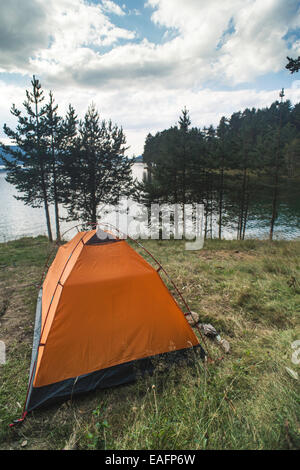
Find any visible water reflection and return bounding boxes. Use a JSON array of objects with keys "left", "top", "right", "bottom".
[{"left": 0, "top": 166, "right": 299, "bottom": 242}]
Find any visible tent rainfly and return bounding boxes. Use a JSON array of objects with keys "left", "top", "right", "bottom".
[{"left": 15, "top": 229, "right": 205, "bottom": 422}]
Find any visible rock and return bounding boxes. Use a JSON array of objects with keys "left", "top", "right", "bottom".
[
  {"left": 285, "top": 367, "right": 298, "bottom": 380},
  {"left": 219, "top": 338, "right": 230, "bottom": 353},
  {"left": 199, "top": 323, "right": 218, "bottom": 337},
  {"left": 21, "top": 440, "right": 28, "bottom": 447},
  {"left": 185, "top": 311, "right": 199, "bottom": 326}
]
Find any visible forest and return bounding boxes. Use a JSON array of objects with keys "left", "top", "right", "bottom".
[
  {"left": 140, "top": 97, "right": 300, "bottom": 241},
  {"left": 1, "top": 77, "right": 300, "bottom": 242}
]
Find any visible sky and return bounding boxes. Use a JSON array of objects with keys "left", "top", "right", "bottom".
[{"left": 0, "top": 0, "right": 300, "bottom": 156}]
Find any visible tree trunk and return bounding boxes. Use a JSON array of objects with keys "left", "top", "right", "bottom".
[
  {"left": 218, "top": 161, "right": 224, "bottom": 239},
  {"left": 210, "top": 173, "right": 213, "bottom": 239},
  {"left": 269, "top": 172, "right": 279, "bottom": 240},
  {"left": 40, "top": 164, "right": 53, "bottom": 242},
  {"left": 204, "top": 200, "right": 208, "bottom": 240},
  {"left": 43, "top": 195, "right": 53, "bottom": 242},
  {"left": 52, "top": 142, "right": 61, "bottom": 241},
  {"left": 269, "top": 98, "right": 283, "bottom": 241},
  {"left": 34, "top": 90, "right": 53, "bottom": 242},
  {"left": 239, "top": 167, "right": 248, "bottom": 239},
  {"left": 53, "top": 174, "right": 61, "bottom": 241},
  {"left": 242, "top": 190, "right": 249, "bottom": 240}
]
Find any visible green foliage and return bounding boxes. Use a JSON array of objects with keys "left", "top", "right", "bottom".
[
  {"left": 1, "top": 78, "right": 135, "bottom": 236},
  {"left": 141, "top": 109, "right": 207, "bottom": 205},
  {"left": 85, "top": 405, "right": 110, "bottom": 450},
  {"left": 0, "top": 77, "right": 79, "bottom": 242},
  {"left": 0, "top": 76, "right": 53, "bottom": 240},
  {"left": 140, "top": 99, "right": 300, "bottom": 240},
  {"left": 60, "top": 104, "right": 135, "bottom": 223},
  {"left": 286, "top": 56, "right": 300, "bottom": 74}
]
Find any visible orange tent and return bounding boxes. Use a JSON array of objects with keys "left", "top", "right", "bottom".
[{"left": 24, "top": 229, "right": 204, "bottom": 413}]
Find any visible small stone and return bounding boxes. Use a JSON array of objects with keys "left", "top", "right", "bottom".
[
  {"left": 285, "top": 367, "right": 298, "bottom": 380},
  {"left": 21, "top": 440, "right": 28, "bottom": 447},
  {"left": 199, "top": 323, "right": 218, "bottom": 337},
  {"left": 220, "top": 339, "right": 230, "bottom": 353}
]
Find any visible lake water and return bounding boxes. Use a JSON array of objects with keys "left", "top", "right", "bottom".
[
  {"left": 0, "top": 164, "right": 299, "bottom": 242},
  {"left": 0, "top": 163, "right": 148, "bottom": 242}
]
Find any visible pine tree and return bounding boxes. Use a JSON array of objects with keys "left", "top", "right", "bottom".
[
  {"left": 216, "top": 117, "right": 229, "bottom": 239},
  {"left": 1, "top": 76, "right": 53, "bottom": 241},
  {"left": 139, "top": 99, "right": 298, "bottom": 240},
  {"left": 269, "top": 90, "right": 286, "bottom": 240},
  {"left": 62, "top": 104, "right": 134, "bottom": 224},
  {"left": 44, "top": 91, "right": 63, "bottom": 241},
  {"left": 201, "top": 125, "right": 217, "bottom": 238}
]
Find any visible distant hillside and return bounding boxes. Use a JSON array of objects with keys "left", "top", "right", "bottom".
[{"left": 1, "top": 149, "right": 143, "bottom": 165}]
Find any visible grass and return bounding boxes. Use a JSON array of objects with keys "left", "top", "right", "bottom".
[{"left": 0, "top": 236, "right": 299, "bottom": 450}]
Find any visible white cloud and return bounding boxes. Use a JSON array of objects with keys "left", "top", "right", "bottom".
[
  {"left": 1, "top": 0, "right": 299, "bottom": 87},
  {"left": 0, "top": 0, "right": 135, "bottom": 74},
  {"left": 101, "top": 0, "right": 125, "bottom": 16},
  {"left": 147, "top": 0, "right": 300, "bottom": 84},
  {"left": 1, "top": 0, "right": 300, "bottom": 155},
  {"left": 0, "top": 0, "right": 49, "bottom": 72},
  {"left": 218, "top": 0, "right": 300, "bottom": 83},
  {"left": 1, "top": 79, "right": 300, "bottom": 155}
]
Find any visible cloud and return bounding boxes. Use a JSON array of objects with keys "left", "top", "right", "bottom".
[
  {"left": 218, "top": 0, "right": 300, "bottom": 82},
  {"left": 0, "top": 0, "right": 49, "bottom": 72},
  {"left": 101, "top": 0, "right": 125, "bottom": 16},
  {"left": 1, "top": 0, "right": 300, "bottom": 88},
  {"left": 1, "top": 79, "right": 300, "bottom": 155},
  {"left": 147, "top": 0, "right": 300, "bottom": 84},
  {"left": 0, "top": 0, "right": 135, "bottom": 74},
  {"left": 1, "top": 0, "right": 300, "bottom": 155}
]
